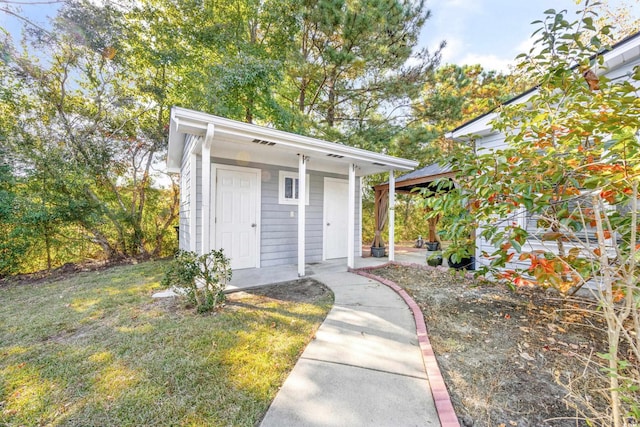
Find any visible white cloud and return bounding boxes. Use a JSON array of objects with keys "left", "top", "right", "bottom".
[
  {"left": 515, "top": 35, "right": 537, "bottom": 56},
  {"left": 434, "top": 34, "right": 515, "bottom": 73},
  {"left": 439, "top": 0, "right": 483, "bottom": 13},
  {"left": 439, "top": 36, "right": 465, "bottom": 64},
  {"left": 457, "top": 53, "right": 514, "bottom": 73}
]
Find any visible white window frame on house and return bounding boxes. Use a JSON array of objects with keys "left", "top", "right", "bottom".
[{"left": 278, "top": 171, "right": 310, "bottom": 205}]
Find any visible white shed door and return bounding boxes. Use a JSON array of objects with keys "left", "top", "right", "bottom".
[
  {"left": 324, "top": 178, "right": 349, "bottom": 259},
  {"left": 215, "top": 167, "right": 259, "bottom": 269}
]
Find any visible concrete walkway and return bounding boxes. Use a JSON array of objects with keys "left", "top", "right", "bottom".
[{"left": 259, "top": 264, "right": 442, "bottom": 426}]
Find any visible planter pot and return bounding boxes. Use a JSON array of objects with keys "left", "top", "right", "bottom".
[
  {"left": 370, "top": 246, "right": 386, "bottom": 258},
  {"left": 448, "top": 255, "right": 475, "bottom": 271},
  {"left": 427, "top": 254, "right": 443, "bottom": 267},
  {"left": 425, "top": 241, "right": 440, "bottom": 251}
]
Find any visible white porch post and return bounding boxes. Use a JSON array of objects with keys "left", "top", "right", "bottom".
[
  {"left": 298, "top": 155, "right": 307, "bottom": 276},
  {"left": 201, "top": 123, "right": 214, "bottom": 254},
  {"left": 388, "top": 170, "right": 395, "bottom": 261},
  {"left": 358, "top": 176, "right": 363, "bottom": 257},
  {"left": 347, "top": 163, "right": 356, "bottom": 269}
]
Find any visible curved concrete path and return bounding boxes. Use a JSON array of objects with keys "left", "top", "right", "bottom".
[{"left": 260, "top": 270, "right": 441, "bottom": 427}]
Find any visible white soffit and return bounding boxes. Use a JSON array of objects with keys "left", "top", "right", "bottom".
[{"left": 167, "top": 107, "right": 418, "bottom": 175}]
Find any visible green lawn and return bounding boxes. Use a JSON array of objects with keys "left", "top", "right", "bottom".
[{"left": 0, "top": 261, "right": 333, "bottom": 426}]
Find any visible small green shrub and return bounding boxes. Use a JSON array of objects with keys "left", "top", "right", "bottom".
[{"left": 162, "top": 249, "right": 232, "bottom": 313}]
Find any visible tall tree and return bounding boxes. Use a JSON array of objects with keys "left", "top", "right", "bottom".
[
  {"left": 410, "top": 64, "right": 523, "bottom": 164},
  {"left": 283, "top": 0, "right": 442, "bottom": 135},
  {"left": 1, "top": 2, "right": 180, "bottom": 263}
]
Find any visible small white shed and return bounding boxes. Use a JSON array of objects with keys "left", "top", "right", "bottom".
[{"left": 167, "top": 107, "right": 418, "bottom": 275}]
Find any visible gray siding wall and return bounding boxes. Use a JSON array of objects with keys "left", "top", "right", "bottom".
[
  {"left": 179, "top": 135, "right": 197, "bottom": 251},
  {"left": 210, "top": 157, "right": 358, "bottom": 267},
  {"left": 472, "top": 55, "right": 640, "bottom": 271}
]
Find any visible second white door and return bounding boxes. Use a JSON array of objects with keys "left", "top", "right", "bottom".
[{"left": 323, "top": 178, "right": 349, "bottom": 259}]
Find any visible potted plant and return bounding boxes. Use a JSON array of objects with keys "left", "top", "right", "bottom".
[
  {"left": 421, "top": 178, "right": 475, "bottom": 271},
  {"left": 427, "top": 251, "right": 443, "bottom": 266},
  {"left": 444, "top": 244, "right": 474, "bottom": 270},
  {"left": 425, "top": 240, "right": 440, "bottom": 251},
  {"left": 370, "top": 245, "right": 385, "bottom": 257}
]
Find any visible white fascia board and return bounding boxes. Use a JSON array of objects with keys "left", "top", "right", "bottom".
[
  {"left": 447, "top": 113, "right": 497, "bottom": 141},
  {"left": 447, "top": 90, "right": 537, "bottom": 141},
  {"left": 170, "top": 107, "right": 418, "bottom": 172},
  {"left": 215, "top": 127, "right": 416, "bottom": 171},
  {"left": 166, "top": 109, "right": 185, "bottom": 173},
  {"left": 601, "top": 34, "right": 640, "bottom": 72}
]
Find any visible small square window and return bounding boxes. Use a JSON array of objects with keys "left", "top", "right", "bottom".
[{"left": 279, "top": 171, "right": 309, "bottom": 205}]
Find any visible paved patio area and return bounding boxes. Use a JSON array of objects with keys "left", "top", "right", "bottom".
[{"left": 227, "top": 246, "right": 427, "bottom": 291}]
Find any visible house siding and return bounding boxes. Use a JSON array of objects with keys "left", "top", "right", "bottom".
[
  {"left": 470, "top": 54, "right": 640, "bottom": 271},
  {"left": 208, "top": 158, "right": 359, "bottom": 268},
  {"left": 178, "top": 134, "right": 198, "bottom": 251},
  {"left": 476, "top": 132, "right": 507, "bottom": 152}
]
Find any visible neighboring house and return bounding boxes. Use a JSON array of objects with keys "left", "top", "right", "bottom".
[
  {"left": 447, "top": 31, "right": 640, "bottom": 271},
  {"left": 166, "top": 107, "right": 418, "bottom": 275}
]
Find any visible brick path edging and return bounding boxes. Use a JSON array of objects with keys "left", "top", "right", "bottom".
[{"left": 350, "top": 262, "right": 461, "bottom": 427}]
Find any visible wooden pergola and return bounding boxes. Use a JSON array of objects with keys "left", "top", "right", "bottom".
[{"left": 371, "top": 163, "right": 456, "bottom": 248}]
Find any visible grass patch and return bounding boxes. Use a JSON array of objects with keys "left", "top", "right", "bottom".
[{"left": 0, "top": 261, "right": 333, "bottom": 426}]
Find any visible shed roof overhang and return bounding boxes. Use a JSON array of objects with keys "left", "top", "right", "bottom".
[{"left": 167, "top": 107, "right": 418, "bottom": 175}]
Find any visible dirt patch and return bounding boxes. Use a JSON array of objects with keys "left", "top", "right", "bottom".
[
  {"left": 228, "top": 278, "right": 332, "bottom": 304},
  {"left": 146, "top": 279, "right": 332, "bottom": 315},
  {"left": 368, "top": 264, "right": 613, "bottom": 427}
]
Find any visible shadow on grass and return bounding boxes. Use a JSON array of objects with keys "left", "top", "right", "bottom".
[{"left": 0, "top": 261, "right": 333, "bottom": 426}]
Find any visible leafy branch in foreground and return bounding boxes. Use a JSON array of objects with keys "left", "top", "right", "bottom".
[{"left": 430, "top": 2, "right": 639, "bottom": 424}]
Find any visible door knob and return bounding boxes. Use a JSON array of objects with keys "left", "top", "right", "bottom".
[
  {"left": 251, "top": 223, "right": 256, "bottom": 228},
  {"left": 327, "top": 222, "right": 330, "bottom": 226}
]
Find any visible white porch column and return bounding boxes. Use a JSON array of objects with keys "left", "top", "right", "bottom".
[
  {"left": 388, "top": 169, "right": 395, "bottom": 261},
  {"left": 358, "top": 176, "right": 363, "bottom": 257},
  {"left": 298, "top": 155, "right": 307, "bottom": 276},
  {"left": 201, "top": 123, "right": 214, "bottom": 254},
  {"left": 347, "top": 164, "right": 356, "bottom": 269}
]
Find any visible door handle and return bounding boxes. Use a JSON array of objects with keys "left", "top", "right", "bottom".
[
  {"left": 327, "top": 222, "right": 330, "bottom": 226},
  {"left": 251, "top": 223, "right": 257, "bottom": 228}
]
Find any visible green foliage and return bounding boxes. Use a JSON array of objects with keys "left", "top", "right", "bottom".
[
  {"left": 1, "top": 0, "right": 442, "bottom": 272},
  {"left": 162, "top": 250, "right": 232, "bottom": 313},
  {"left": 431, "top": 2, "right": 640, "bottom": 424},
  {"left": 421, "top": 179, "right": 474, "bottom": 263},
  {"left": 426, "top": 252, "right": 443, "bottom": 267},
  {"left": 0, "top": 2, "right": 182, "bottom": 271},
  {"left": 413, "top": 64, "right": 524, "bottom": 165}
]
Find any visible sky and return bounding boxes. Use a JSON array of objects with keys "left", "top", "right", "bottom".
[
  {"left": 421, "top": 0, "right": 640, "bottom": 73},
  {"left": 2, "top": 0, "right": 639, "bottom": 73}
]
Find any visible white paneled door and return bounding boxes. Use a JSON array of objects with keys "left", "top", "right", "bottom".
[
  {"left": 323, "top": 178, "right": 349, "bottom": 259},
  {"left": 214, "top": 166, "right": 260, "bottom": 269}
]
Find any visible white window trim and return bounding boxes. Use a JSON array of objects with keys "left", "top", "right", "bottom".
[{"left": 279, "top": 170, "right": 310, "bottom": 205}]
